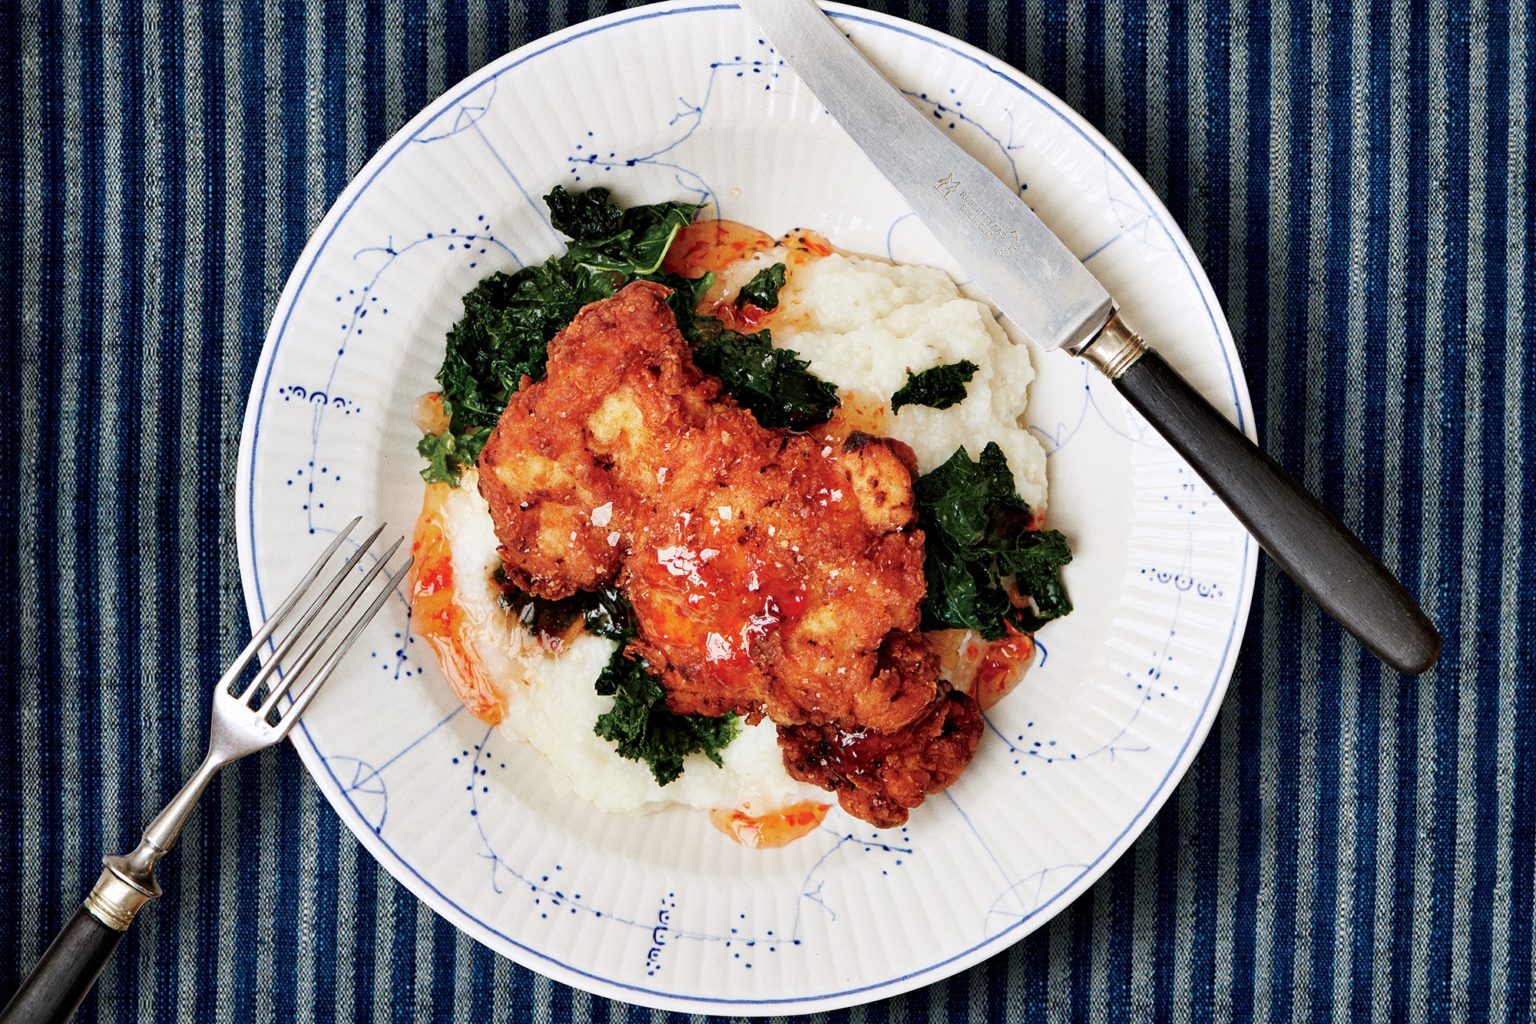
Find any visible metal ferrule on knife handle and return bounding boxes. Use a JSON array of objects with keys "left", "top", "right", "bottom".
[{"left": 1072, "top": 312, "right": 1148, "bottom": 379}]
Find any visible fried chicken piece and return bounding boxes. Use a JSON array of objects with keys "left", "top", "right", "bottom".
[
  {"left": 477, "top": 281, "right": 976, "bottom": 824},
  {"left": 476, "top": 283, "right": 726, "bottom": 597},
  {"left": 778, "top": 675, "right": 984, "bottom": 829}
]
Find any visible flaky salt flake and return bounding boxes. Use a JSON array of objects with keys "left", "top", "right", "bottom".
[
  {"left": 656, "top": 546, "right": 699, "bottom": 578},
  {"left": 705, "top": 632, "right": 733, "bottom": 663}
]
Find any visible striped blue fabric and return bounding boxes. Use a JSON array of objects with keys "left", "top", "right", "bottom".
[{"left": 2, "top": 0, "right": 1530, "bottom": 1020}]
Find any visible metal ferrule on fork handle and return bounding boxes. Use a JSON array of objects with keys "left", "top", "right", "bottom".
[
  {"left": 83, "top": 858, "right": 161, "bottom": 932},
  {"left": 82, "top": 746, "right": 223, "bottom": 932}
]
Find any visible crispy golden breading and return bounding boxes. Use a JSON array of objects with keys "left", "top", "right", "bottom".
[{"left": 477, "top": 281, "right": 976, "bottom": 824}]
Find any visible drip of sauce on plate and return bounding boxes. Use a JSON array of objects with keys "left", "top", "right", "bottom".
[
  {"left": 710, "top": 800, "right": 830, "bottom": 848},
  {"left": 409, "top": 482, "right": 509, "bottom": 724},
  {"left": 929, "top": 625, "right": 1036, "bottom": 710},
  {"left": 663, "top": 219, "right": 775, "bottom": 279}
]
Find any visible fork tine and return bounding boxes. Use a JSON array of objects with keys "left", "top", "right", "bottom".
[
  {"left": 256, "top": 537, "right": 404, "bottom": 718},
  {"left": 217, "top": 517, "right": 361, "bottom": 697},
  {"left": 274, "top": 556, "right": 414, "bottom": 738},
  {"left": 234, "top": 522, "right": 388, "bottom": 702}
]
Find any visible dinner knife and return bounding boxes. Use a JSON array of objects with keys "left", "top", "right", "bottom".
[{"left": 738, "top": 0, "right": 1440, "bottom": 675}]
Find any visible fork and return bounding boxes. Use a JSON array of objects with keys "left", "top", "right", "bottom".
[{"left": 1, "top": 519, "right": 411, "bottom": 1024}]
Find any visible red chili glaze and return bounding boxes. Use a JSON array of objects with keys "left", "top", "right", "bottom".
[
  {"left": 705, "top": 299, "right": 771, "bottom": 331},
  {"left": 409, "top": 482, "right": 507, "bottom": 725},
  {"left": 811, "top": 391, "right": 891, "bottom": 447},
  {"left": 778, "top": 228, "right": 834, "bottom": 261},
  {"left": 973, "top": 624, "right": 1036, "bottom": 711},
  {"left": 414, "top": 391, "right": 450, "bottom": 434},
  {"left": 410, "top": 520, "right": 459, "bottom": 635},
  {"left": 928, "top": 622, "right": 1038, "bottom": 711},
  {"left": 414, "top": 557, "right": 448, "bottom": 592},
  {"left": 662, "top": 219, "right": 775, "bottom": 279},
  {"left": 626, "top": 526, "right": 809, "bottom": 686}
]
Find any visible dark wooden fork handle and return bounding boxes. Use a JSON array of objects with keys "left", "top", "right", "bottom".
[{"left": 0, "top": 906, "right": 124, "bottom": 1024}]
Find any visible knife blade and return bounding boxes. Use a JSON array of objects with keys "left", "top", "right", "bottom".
[{"left": 739, "top": 0, "right": 1441, "bottom": 674}]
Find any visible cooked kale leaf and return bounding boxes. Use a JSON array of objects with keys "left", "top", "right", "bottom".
[
  {"left": 890, "top": 359, "right": 979, "bottom": 413},
  {"left": 417, "top": 427, "right": 491, "bottom": 486},
  {"left": 666, "top": 270, "right": 717, "bottom": 325},
  {"left": 689, "top": 318, "right": 840, "bottom": 431},
  {"left": 562, "top": 199, "right": 697, "bottom": 278},
  {"left": 736, "top": 262, "right": 786, "bottom": 310},
  {"left": 914, "top": 442, "right": 1073, "bottom": 639},
  {"left": 993, "top": 527, "right": 1074, "bottom": 622},
  {"left": 544, "top": 184, "right": 624, "bottom": 241},
  {"left": 594, "top": 654, "right": 739, "bottom": 786},
  {"left": 591, "top": 593, "right": 737, "bottom": 786},
  {"left": 422, "top": 187, "right": 701, "bottom": 485}
]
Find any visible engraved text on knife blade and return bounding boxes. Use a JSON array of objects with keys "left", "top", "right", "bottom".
[{"left": 934, "top": 172, "right": 1022, "bottom": 259}]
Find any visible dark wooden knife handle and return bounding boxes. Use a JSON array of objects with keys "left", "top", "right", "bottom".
[
  {"left": 0, "top": 906, "right": 124, "bottom": 1024},
  {"left": 1085, "top": 323, "right": 1440, "bottom": 674}
]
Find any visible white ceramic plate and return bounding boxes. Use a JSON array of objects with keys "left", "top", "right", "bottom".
[{"left": 236, "top": 2, "right": 1255, "bottom": 1014}]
